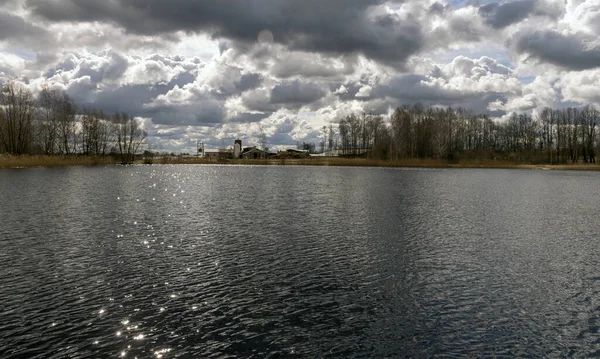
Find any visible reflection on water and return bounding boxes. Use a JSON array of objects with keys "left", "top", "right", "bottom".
[{"left": 2, "top": 165, "right": 600, "bottom": 357}]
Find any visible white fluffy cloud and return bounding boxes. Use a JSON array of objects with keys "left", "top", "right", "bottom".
[{"left": 559, "top": 69, "right": 600, "bottom": 106}]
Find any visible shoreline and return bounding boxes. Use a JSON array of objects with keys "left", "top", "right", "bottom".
[
  {"left": 0, "top": 155, "right": 116, "bottom": 169},
  {"left": 2, "top": 155, "right": 600, "bottom": 171}
]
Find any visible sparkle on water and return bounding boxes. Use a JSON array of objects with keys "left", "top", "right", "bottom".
[{"left": 2, "top": 165, "right": 600, "bottom": 357}]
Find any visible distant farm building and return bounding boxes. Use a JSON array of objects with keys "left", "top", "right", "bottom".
[
  {"left": 286, "top": 149, "right": 310, "bottom": 155},
  {"left": 241, "top": 147, "right": 270, "bottom": 159},
  {"left": 204, "top": 149, "right": 232, "bottom": 159},
  {"left": 201, "top": 139, "right": 273, "bottom": 160}
]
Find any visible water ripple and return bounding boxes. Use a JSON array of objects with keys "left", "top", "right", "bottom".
[{"left": 2, "top": 166, "right": 600, "bottom": 357}]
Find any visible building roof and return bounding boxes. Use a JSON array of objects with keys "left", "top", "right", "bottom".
[
  {"left": 242, "top": 148, "right": 269, "bottom": 155},
  {"left": 242, "top": 146, "right": 257, "bottom": 153}
]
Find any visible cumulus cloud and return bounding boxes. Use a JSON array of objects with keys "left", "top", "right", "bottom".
[
  {"left": 360, "top": 55, "right": 522, "bottom": 116},
  {"left": 356, "top": 86, "right": 373, "bottom": 98},
  {"left": 0, "top": 51, "right": 29, "bottom": 77},
  {"left": 562, "top": 0, "right": 600, "bottom": 34},
  {"left": 559, "top": 69, "right": 600, "bottom": 106}
]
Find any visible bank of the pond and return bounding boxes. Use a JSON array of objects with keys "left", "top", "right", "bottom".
[
  {"left": 151, "top": 156, "right": 600, "bottom": 170},
  {"left": 3, "top": 154, "right": 600, "bottom": 171},
  {"left": 0, "top": 155, "right": 115, "bottom": 168}
]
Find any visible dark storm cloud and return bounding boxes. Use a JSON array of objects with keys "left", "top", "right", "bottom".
[
  {"left": 171, "top": 71, "right": 196, "bottom": 88},
  {"left": 455, "top": 93, "right": 508, "bottom": 116},
  {"left": 26, "top": 0, "right": 421, "bottom": 67},
  {"left": 270, "top": 80, "right": 325, "bottom": 105},
  {"left": 73, "top": 72, "right": 196, "bottom": 117},
  {"left": 227, "top": 112, "right": 267, "bottom": 123},
  {"left": 0, "top": 11, "right": 51, "bottom": 46},
  {"left": 427, "top": 8, "right": 485, "bottom": 48},
  {"left": 268, "top": 132, "right": 294, "bottom": 146},
  {"left": 77, "top": 84, "right": 165, "bottom": 115},
  {"left": 479, "top": 0, "right": 537, "bottom": 29},
  {"left": 241, "top": 89, "right": 277, "bottom": 113},
  {"left": 235, "top": 73, "right": 262, "bottom": 93},
  {"left": 365, "top": 74, "right": 506, "bottom": 116},
  {"left": 515, "top": 30, "right": 600, "bottom": 70},
  {"left": 368, "top": 78, "right": 507, "bottom": 116},
  {"left": 149, "top": 101, "right": 225, "bottom": 126},
  {"left": 428, "top": 2, "right": 451, "bottom": 15},
  {"left": 0, "top": 0, "right": 17, "bottom": 7},
  {"left": 44, "top": 56, "right": 78, "bottom": 78}
]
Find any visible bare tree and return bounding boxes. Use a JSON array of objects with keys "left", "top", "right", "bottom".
[
  {"left": 0, "top": 109, "right": 4, "bottom": 154},
  {"left": 338, "top": 118, "right": 349, "bottom": 155},
  {"left": 327, "top": 124, "right": 335, "bottom": 153},
  {"left": 257, "top": 123, "right": 268, "bottom": 152},
  {"left": 321, "top": 125, "right": 327, "bottom": 154},
  {"left": 36, "top": 86, "right": 62, "bottom": 155},
  {"left": 82, "top": 109, "right": 113, "bottom": 156},
  {"left": 113, "top": 112, "right": 146, "bottom": 164},
  {"left": 0, "top": 82, "right": 36, "bottom": 155},
  {"left": 56, "top": 92, "right": 78, "bottom": 155}
]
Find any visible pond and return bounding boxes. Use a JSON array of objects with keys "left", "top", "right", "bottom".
[{"left": 1, "top": 165, "right": 600, "bottom": 357}]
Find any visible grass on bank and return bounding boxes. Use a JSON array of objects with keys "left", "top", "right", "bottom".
[
  {"left": 157, "top": 156, "right": 600, "bottom": 170},
  {"left": 0, "top": 155, "right": 115, "bottom": 168},
  {"left": 3, "top": 154, "right": 600, "bottom": 171},
  {"left": 228, "top": 157, "right": 600, "bottom": 170}
]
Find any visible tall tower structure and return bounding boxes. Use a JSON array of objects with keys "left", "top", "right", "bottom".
[
  {"left": 197, "top": 141, "right": 204, "bottom": 157},
  {"left": 234, "top": 139, "right": 242, "bottom": 159}
]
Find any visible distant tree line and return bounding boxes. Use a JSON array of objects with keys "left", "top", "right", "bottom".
[
  {"left": 320, "top": 104, "right": 599, "bottom": 164},
  {"left": 4, "top": 80, "right": 598, "bottom": 165},
  {"left": 0, "top": 82, "right": 146, "bottom": 163}
]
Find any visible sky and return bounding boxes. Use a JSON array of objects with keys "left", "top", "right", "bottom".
[{"left": 1, "top": 0, "right": 599, "bottom": 153}]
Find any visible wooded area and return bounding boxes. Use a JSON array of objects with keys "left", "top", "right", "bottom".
[
  {"left": 323, "top": 104, "right": 599, "bottom": 164},
  {"left": 3, "top": 81, "right": 599, "bottom": 166},
  {"left": 0, "top": 82, "right": 146, "bottom": 164}
]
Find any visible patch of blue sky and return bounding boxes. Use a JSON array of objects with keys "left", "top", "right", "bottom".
[
  {"left": 1, "top": 49, "right": 36, "bottom": 61},
  {"left": 448, "top": 0, "right": 500, "bottom": 8},
  {"left": 519, "top": 76, "right": 536, "bottom": 85},
  {"left": 556, "top": 101, "right": 583, "bottom": 109}
]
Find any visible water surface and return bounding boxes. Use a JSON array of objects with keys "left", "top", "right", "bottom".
[{"left": 1, "top": 165, "right": 600, "bottom": 358}]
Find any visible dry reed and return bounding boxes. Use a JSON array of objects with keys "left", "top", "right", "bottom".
[{"left": 0, "top": 155, "right": 115, "bottom": 168}]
